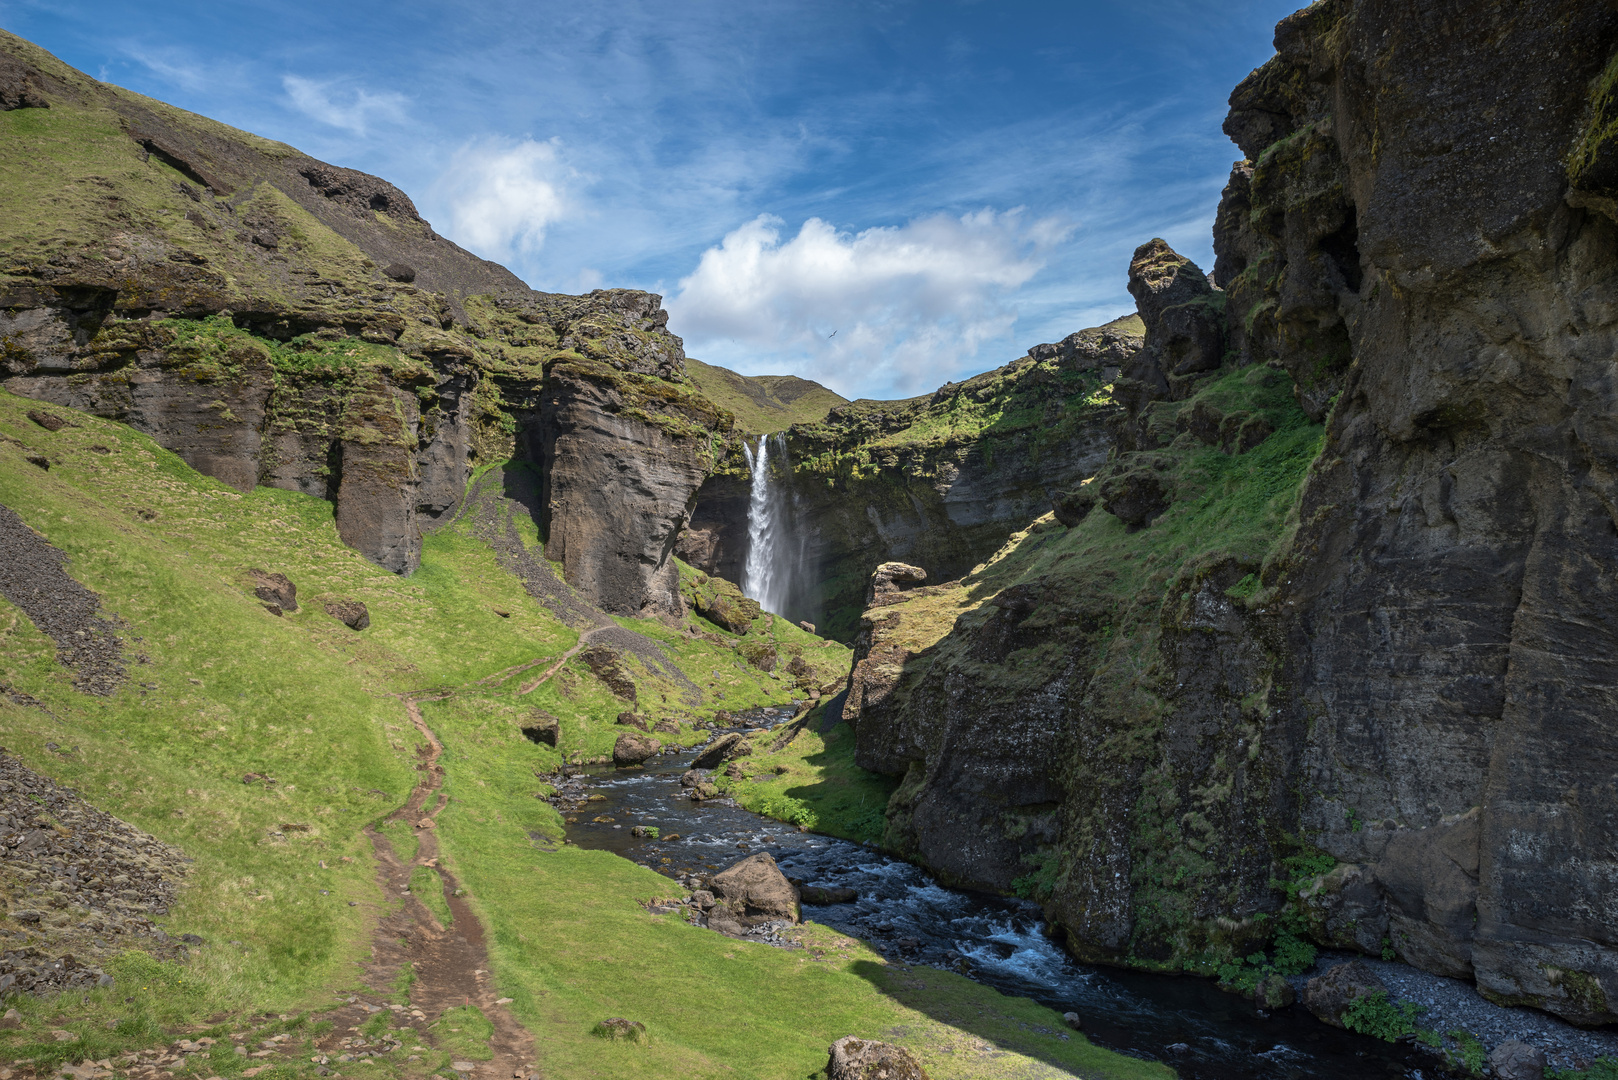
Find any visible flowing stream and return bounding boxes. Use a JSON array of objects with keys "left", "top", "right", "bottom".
[{"left": 559, "top": 707, "right": 1443, "bottom": 1080}]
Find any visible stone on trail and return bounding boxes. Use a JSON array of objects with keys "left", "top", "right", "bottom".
[
  {"left": 827, "top": 1036, "right": 930, "bottom": 1080},
  {"left": 323, "top": 598, "right": 370, "bottom": 630},
  {"left": 612, "top": 732, "right": 658, "bottom": 767},
  {"left": 1302, "top": 960, "right": 1386, "bottom": 1027},
  {"left": 710, "top": 852, "right": 799, "bottom": 928}
]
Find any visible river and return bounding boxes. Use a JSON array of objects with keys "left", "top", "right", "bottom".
[{"left": 557, "top": 707, "right": 1444, "bottom": 1080}]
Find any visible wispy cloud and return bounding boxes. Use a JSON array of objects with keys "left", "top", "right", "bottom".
[
  {"left": 433, "top": 137, "right": 576, "bottom": 264},
  {"left": 670, "top": 208, "right": 1067, "bottom": 396},
  {"left": 282, "top": 75, "right": 408, "bottom": 136}
]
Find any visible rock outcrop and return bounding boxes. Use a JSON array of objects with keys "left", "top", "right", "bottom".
[
  {"left": 679, "top": 315, "right": 1140, "bottom": 639},
  {"left": 0, "top": 31, "right": 728, "bottom": 611},
  {"left": 838, "top": 0, "right": 1618, "bottom": 1031}
]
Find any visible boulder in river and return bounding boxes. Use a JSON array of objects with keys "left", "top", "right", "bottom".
[
  {"left": 611, "top": 733, "right": 658, "bottom": 767},
  {"left": 1302, "top": 960, "right": 1387, "bottom": 1027},
  {"left": 827, "top": 1036, "right": 930, "bottom": 1080},
  {"left": 691, "top": 732, "right": 752, "bottom": 769},
  {"left": 799, "top": 884, "right": 859, "bottom": 905},
  {"left": 710, "top": 852, "right": 799, "bottom": 927}
]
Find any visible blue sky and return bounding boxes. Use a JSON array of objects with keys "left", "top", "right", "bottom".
[{"left": 1, "top": 0, "right": 1301, "bottom": 399}]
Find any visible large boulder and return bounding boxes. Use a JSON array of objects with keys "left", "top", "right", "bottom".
[
  {"left": 1302, "top": 961, "right": 1387, "bottom": 1028},
  {"left": 615, "top": 711, "right": 650, "bottom": 732},
  {"left": 250, "top": 569, "right": 297, "bottom": 611},
  {"left": 690, "top": 732, "right": 752, "bottom": 770},
  {"left": 611, "top": 733, "right": 658, "bottom": 767},
  {"left": 867, "top": 562, "right": 926, "bottom": 608},
  {"left": 827, "top": 1037, "right": 930, "bottom": 1080},
  {"left": 520, "top": 710, "right": 560, "bottom": 748},
  {"left": 323, "top": 598, "right": 369, "bottom": 630},
  {"left": 1488, "top": 1041, "right": 1547, "bottom": 1080},
  {"left": 710, "top": 852, "right": 799, "bottom": 927},
  {"left": 1050, "top": 486, "right": 1097, "bottom": 528}
]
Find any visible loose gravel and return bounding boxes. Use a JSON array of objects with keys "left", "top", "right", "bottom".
[
  {"left": 1295, "top": 950, "right": 1618, "bottom": 1073},
  {"left": 0, "top": 503, "right": 126, "bottom": 695},
  {"left": 0, "top": 749, "right": 191, "bottom": 993}
]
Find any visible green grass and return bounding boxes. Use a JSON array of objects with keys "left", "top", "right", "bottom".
[
  {"left": 683, "top": 357, "right": 847, "bottom": 435},
  {"left": 0, "top": 388, "right": 1163, "bottom": 1079},
  {"left": 714, "top": 708, "right": 897, "bottom": 844},
  {"left": 409, "top": 866, "right": 453, "bottom": 928}
]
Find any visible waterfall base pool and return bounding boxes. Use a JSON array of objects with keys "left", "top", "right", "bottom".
[{"left": 555, "top": 710, "right": 1451, "bottom": 1079}]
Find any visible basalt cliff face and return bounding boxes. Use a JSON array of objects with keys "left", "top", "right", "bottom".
[
  {"left": 680, "top": 316, "right": 1141, "bottom": 639},
  {"left": 843, "top": 0, "right": 1618, "bottom": 1028},
  {"left": 0, "top": 31, "right": 727, "bottom": 612}
]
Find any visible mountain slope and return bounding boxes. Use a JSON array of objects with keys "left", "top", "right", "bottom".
[{"left": 682, "top": 357, "right": 846, "bottom": 435}]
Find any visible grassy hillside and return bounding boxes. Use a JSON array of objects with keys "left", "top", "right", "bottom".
[
  {"left": 683, "top": 357, "right": 847, "bottom": 435},
  {"left": 0, "top": 389, "right": 1166, "bottom": 1080}
]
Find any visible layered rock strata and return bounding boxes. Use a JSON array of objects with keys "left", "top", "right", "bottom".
[
  {"left": 0, "top": 31, "right": 725, "bottom": 611},
  {"left": 680, "top": 316, "right": 1141, "bottom": 639},
  {"left": 845, "top": 0, "right": 1618, "bottom": 1029}
]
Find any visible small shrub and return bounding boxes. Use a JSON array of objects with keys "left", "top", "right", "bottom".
[
  {"left": 1340, "top": 991, "right": 1423, "bottom": 1042},
  {"left": 1447, "top": 1029, "right": 1485, "bottom": 1076}
]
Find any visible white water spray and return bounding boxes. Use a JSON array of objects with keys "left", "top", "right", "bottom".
[{"left": 741, "top": 433, "right": 803, "bottom": 618}]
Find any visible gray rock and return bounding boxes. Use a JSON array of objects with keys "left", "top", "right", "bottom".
[
  {"left": 1303, "top": 961, "right": 1387, "bottom": 1028},
  {"left": 249, "top": 569, "right": 297, "bottom": 611},
  {"left": 611, "top": 733, "right": 657, "bottom": 767},
  {"left": 690, "top": 732, "right": 751, "bottom": 770},
  {"left": 323, "top": 599, "right": 369, "bottom": 630},
  {"left": 1487, "top": 1040, "right": 1546, "bottom": 1080},
  {"left": 826, "top": 1036, "right": 930, "bottom": 1080}
]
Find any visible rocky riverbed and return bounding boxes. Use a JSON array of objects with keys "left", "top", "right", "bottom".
[{"left": 555, "top": 709, "right": 1497, "bottom": 1080}]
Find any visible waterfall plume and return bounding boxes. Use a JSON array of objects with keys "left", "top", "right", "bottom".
[{"left": 741, "top": 433, "right": 804, "bottom": 619}]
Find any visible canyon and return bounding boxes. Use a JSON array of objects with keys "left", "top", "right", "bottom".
[{"left": 4, "top": 1, "right": 1618, "bottom": 1074}]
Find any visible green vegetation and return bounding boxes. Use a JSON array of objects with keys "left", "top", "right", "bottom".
[
  {"left": 409, "top": 865, "right": 453, "bottom": 927},
  {"left": 712, "top": 706, "right": 897, "bottom": 843},
  {"left": 1339, "top": 991, "right": 1423, "bottom": 1042},
  {"left": 1445, "top": 1029, "right": 1486, "bottom": 1075},
  {"left": 684, "top": 357, "right": 847, "bottom": 435},
  {"left": 0, "top": 388, "right": 1163, "bottom": 1079},
  {"left": 1551, "top": 1057, "right": 1618, "bottom": 1080}
]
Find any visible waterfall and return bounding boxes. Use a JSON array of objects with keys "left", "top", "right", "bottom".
[{"left": 741, "top": 433, "right": 801, "bottom": 618}]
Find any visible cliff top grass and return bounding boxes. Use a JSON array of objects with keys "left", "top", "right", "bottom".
[
  {"left": 781, "top": 314, "right": 1139, "bottom": 485},
  {"left": 683, "top": 357, "right": 847, "bottom": 435},
  {"left": 0, "top": 389, "right": 1162, "bottom": 1078},
  {"left": 861, "top": 360, "right": 1323, "bottom": 712}
]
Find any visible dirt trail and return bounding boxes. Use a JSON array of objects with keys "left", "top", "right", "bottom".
[{"left": 307, "top": 688, "right": 554, "bottom": 1080}]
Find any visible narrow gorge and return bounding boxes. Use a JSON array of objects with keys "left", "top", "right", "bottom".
[{"left": 3, "top": 2, "right": 1618, "bottom": 1079}]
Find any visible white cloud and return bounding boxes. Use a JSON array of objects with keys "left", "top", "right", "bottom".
[
  {"left": 668, "top": 209, "right": 1067, "bottom": 396},
  {"left": 282, "top": 75, "right": 408, "bottom": 136},
  {"left": 433, "top": 138, "right": 574, "bottom": 264}
]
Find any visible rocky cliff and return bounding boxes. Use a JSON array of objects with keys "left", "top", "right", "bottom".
[
  {"left": 0, "top": 31, "right": 728, "bottom": 611},
  {"left": 680, "top": 315, "right": 1141, "bottom": 639},
  {"left": 842, "top": 0, "right": 1618, "bottom": 1029}
]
